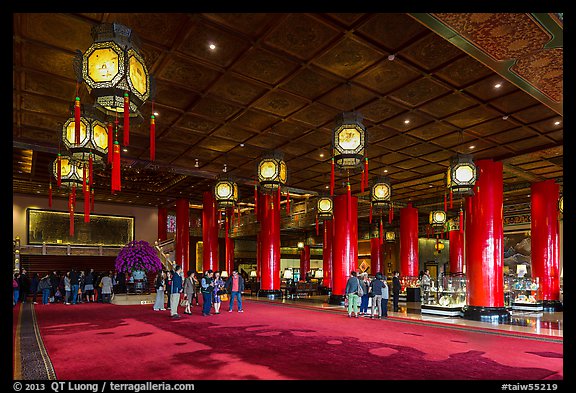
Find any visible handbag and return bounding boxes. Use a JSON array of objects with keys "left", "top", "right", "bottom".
[
  {"left": 216, "top": 288, "right": 227, "bottom": 296},
  {"left": 356, "top": 278, "right": 364, "bottom": 297},
  {"left": 220, "top": 293, "right": 229, "bottom": 302}
]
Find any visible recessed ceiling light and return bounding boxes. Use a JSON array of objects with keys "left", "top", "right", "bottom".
[
  {"left": 384, "top": 169, "right": 388, "bottom": 173},
  {"left": 325, "top": 185, "right": 329, "bottom": 189},
  {"left": 388, "top": 54, "right": 395, "bottom": 61},
  {"left": 153, "top": 112, "right": 159, "bottom": 117},
  {"left": 209, "top": 43, "right": 216, "bottom": 50},
  {"left": 107, "top": 198, "right": 112, "bottom": 201},
  {"left": 469, "top": 145, "right": 475, "bottom": 149},
  {"left": 239, "top": 143, "right": 245, "bottom": 147},
  {"left": 494, "top": 83, "right": 502, "bottom": 88},
  {"left": 554, "top": 121, "right": 561, "bottom": 125},
  {"left": 122, "top": 148, "right": 128, "bottom": 152},
  {"left": 502, "top": 115, "right": 509, "bottom": 120},
  {"left": 319, "top": 153, "right": 324, "bottom": 157},
  {"left": 404, "top": 119, "right": 410, "bottom": 124}
]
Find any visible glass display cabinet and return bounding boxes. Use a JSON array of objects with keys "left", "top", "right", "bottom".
[
  {"left": 511, "top": 277, "right": 542, "bottom": 311},
  {"left": 420, "top": 273, "right": 467, "bottom": 317},
  {"left": 503, "top": 275, "right": 514, "bottom": 308},
  {"left": 398, "top": 276, "right": 420, "bottom": 303}
]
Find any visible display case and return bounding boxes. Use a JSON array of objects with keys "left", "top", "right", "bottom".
[
  {"left": 398, "top": 276, "right": 420, "bottom": 303},
  {"left": 503, "top": 275, "right": 514, "bottom": 308},
  {"left": 420, "top": 273, "right": 467, "bottom": 317},
  {"left": 511, "top": 277, "right": 542, "bottom": 311}
]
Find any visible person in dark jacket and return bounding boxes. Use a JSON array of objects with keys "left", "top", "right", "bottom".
[
  {"left": 200, "top": 270, "right": 215, "bottom": 316},
  {"left": 38, "top": 273, "right": 52, "bottom": 305},
  {"left": 69, "top": 269, "right": 80, "bottom": 305},
  {"left": 370, "top": 272, "right": 386, "bottom": 319},
  {"left": 344, "top": 271, "right": 361, "bottom": 318},
  {"left": 18, "top": 269, "right": 30, "bottom": 303},
  {"left": 30, "top": 273, "right": 39, "bottom": 304},
  {"left": 392, "top": 271, "right": 401, "bottom": 312},
  {"left": 224, "top": 269, "right": 245, "bottom": 312},
  {"left": 84, "top": 268, "right": 95, "bottom": 302},
  {"left": 169, "top": 265, "right": 183, "bottom": 319}
]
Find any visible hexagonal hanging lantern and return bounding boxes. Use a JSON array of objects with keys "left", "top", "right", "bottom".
[
  {"left": 316, "top": 196, "right": 333, "bottom": 220},
  {"left": 61, "top": 105, "right": 108, "bottom": 168},
  {"left": 447, "top": 154, "right": 477, "bottom": 196},
  {"left": 370, "top": 176, "right": 392, "bottom": 209},
  {"left": 214, "top": 175, "right": 238, "bottom": 209},
  {"left": 258, "top": 151, "right": 287, "bottom": 191},
  {"left": 385, "top": 231, "right": 396, "bottom": 243},
  {"left": 332, "top": 111, "right": 366, "bottom": 170},
  {"left": 429, "top": 210, "right": 447, "bottom": 229},
  {"left": 52, "top": 152, "right": 87, "bottom": 189}
]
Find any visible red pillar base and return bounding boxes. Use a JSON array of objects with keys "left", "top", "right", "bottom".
[
  {"left": 328, "top": 294, "right": 346, "bottom": 306},
  {"left": 462, "top": 305, "right": 510, "bottom": 323},
  {"left": 257, "top": 289, "right": 283, "bottom": 299},
  {"left": 542, "top": 300, "right": 563, "bottom": 312}
]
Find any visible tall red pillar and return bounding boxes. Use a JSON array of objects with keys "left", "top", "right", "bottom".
[
  {"left": 323, "top": 219, "right": 334, "bottom": 290},
  {"left": 175, "top": 198, "right": 189, "bottom": 274},
  {"left": 400, "top": 203, "right": 419, "bottom": 277},
  {"left": 463, "top": 159, "right": 509, "bottom": 322},
  {"left": 449, "top": 227, "right": 464, "bottom": 274},
  {"left": 202, "top": 191, "right": 219, "bottom": 272},
  {"left": 157, "top": 207, "right": 168, "bottom": 242},
  {"left": 300, "top": 245, "right": 311, "bottom": 280},
  {"left": 225, "top": 221, "right": 235, "bottom": 276},
  {"left": 371, "top": 237, "right": 383, "bottom": 275},
  {"left": 531, "top": 180, "right": 562, "bottom": 311},
  {"left": 258, "top": 191, "right": 282, "bottom": 298},
  {"left": 329, "top": 194, "right": 358, "bottom": 304}
]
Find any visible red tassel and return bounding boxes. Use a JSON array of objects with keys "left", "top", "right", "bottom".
[
  {"left": 450, "top": 189, "right": 453, "bottom": 209},
  {"left": 82, "top": 163, "right": 87, "bottom": 192},
  {"left": 48, "top": 183, "right": 52, "bottom": 208},
  {"left": 91, "top": 188, "right": 95, "bottom": 212},
  {"left": 112, "top": 141, "right": 121, "bottom": 192},
  {"left": 388, "top": 203, "right": 393, "bottom": 224},
  {"left": 369, "top": 203, "right": 373, "bottom": 224},
  {"left": 84, "top": 180, "right": 90, "bottom": 223},
  {"left": 107, "top": 122, "right": 113, "bottom": 164},
  {"left": 277, "top": 187, "right": 281, "bottom": 209},
  {"left": 426, "top": 225, "right": 430, "bottom": 239},
  {"left": 72, "top": 185, "right": 76, "bottom": 208},
  {"left": 89, "top": 154, "right": 93, "bottom": 187},
  {"left": 459, "top": 209, "right": 464, "bottom": 234},
  {"left": 361, "top": 169, "right": 365, "bottom": 193},
  {"left": 347, "top": 182, "right": 351, "bottom": 223},
  {"left": 74, "top": 96, "right": 81, "bottom": 144},
  {"left": 330, "top": 158, "right": 335, "bottom": 197},
  {"left": 379, "top": 219, "right": 383, "bottom": 245},
  {"left": 225, "top": 215, "right": 229, "bottom": 243},
  {"left": 316, "top": 215, "right": 319, "bottom": 236},
  {"left": 123, "top": 92, "right": 130, "bottom": 146},
  {"left": 364, "top": 157, "right": 369, "bottom": 189},
  {"left": 286, "top": 190, "right": 290, "bottom": 214},
  {"left": 69, "top": 194, "right": 74, "bottom": 236},
  {"left": 57, "top": 154, "right": 62, "bottom": 188},
  {"left": 444, "top": 192, "right": 447, "bottom": 212},
  {"left": 254, "top": 185, "right": 258, "bottom": 218},
  {"left": 150, "top": 114, "right": 156, "bottom": 161}
]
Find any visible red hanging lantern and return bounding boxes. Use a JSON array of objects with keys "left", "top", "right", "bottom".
[
  {"left": 364, "top": 157, "right": 369, "bottom": 189},
  {"left": 123, "top": 92, "right": 130, "bottom": 146},
  {"left": 360, "top": 168, "right": 365, "bottom": 193},
  {"left": 330, "top": 158, "right": 335, "bottom": 197},
  {"left": 316, "top": 215, "right": 319, "bottom": 236},
  {"left": 346, "top": 181, "right": 351, "bottom": 223},
  {"left": 111, "top": 138, "right": 121, "bottom": 192},
  {"left": 150, "top": 114, "right": 156, "bottom": 161},
  {"left": 91, "top": 187, "right": 95, "bottom": 212},
  {"left": 84, "top": 178, "right": 90, "bottom": 223},
  {"left": 74, "top": 95, "right": 81, "bottom": 144},
  {"left": 254, "top": 184, "right": 258, "bottom": 218},
  {"left": 286, "top": 190, "right": 290, "bottom": 214},
  {"left": 48, "top": 182, "right": 52, "bottom": 208},
  {"left": 107, "top": 122, "right": 113, "bottom": 164},
  {"left": 369, "top": 203, "right": 373, "bottom": 224},
  {"left": 57, "top": 153, "right": 62, "bottom": 187}
]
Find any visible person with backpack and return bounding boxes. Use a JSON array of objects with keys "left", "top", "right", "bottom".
[{"left": 344, "top": 271, "right": 362, "bottom": 318}]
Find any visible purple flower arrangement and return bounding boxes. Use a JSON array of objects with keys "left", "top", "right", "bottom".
[{"left": 115, "top": 240, "right": 162, "bottom": 273}]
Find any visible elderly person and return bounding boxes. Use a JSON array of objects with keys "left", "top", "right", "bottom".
[{"left": 100, "top": 272, "right": 114, "bottom": 303}]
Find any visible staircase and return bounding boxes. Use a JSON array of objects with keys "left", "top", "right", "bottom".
[{"left": 155, "top": 238, "right": 175, "bottom": 271}]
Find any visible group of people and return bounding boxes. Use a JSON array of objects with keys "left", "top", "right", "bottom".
[
  {"left": 152, "top": 266, "right": 246, "bottom": 319},
  {"left": 345, "top": 270, "right": 402, "bottom": 318},
  {"left": 12, "top": 268, "right": 116, "bottom": 306}
]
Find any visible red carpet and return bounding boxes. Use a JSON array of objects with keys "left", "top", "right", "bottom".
[{"left": 31, "top": 301, "right": 563, "bottom": 380}]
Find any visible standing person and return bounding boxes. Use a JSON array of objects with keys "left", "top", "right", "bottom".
[
  {"left": 358, "top": 272, "right": 370, "bottom": 316},
  {"left": 380, "top": 275, "right": 389, "bottom": 318},
  {"left": 19, "top": 269, "right": 30, "bottom": 304},
  {"left": 182, "top": 270, "right": 195, "bottom": 315},
  {"left": 392, "top": 271, "right": 401, "bottom": 312},
  {"left": 169, "top": 265, "right": 183, "bottom": 319},
  {"left": 212, "top": 272, "right": 225, "bottom": 315},
  {"left": 38, "top": 273, "right": 52, "bottom": 305},
  {"left": 13, "top": 273, "right": 20, "bottom": 307},
  {"left": 200, "top": 270, "right": 215, "bottom": 317},
  {"left": 421, "top": 269, "right": 431, "bottom": 304},
  {"left": 191, "top": 272, "right": 200, "bottom": 306},
  {"left": 344, "top": 271, "right": 362, "bottom": 318},
  {"left": 78, "top": 271, "right": 86, "bottom": 303},
  {"left": 63, "top": 271, "right": 72, "bottom": 305},
  {"left": 84, "top": 268, "right": 95, "bottom": 303},
  {"left": 225, "top": 269, "right": 244, "bottom": 312},
  {"left": 70, "top": 269, "right": 79, "bottom": 305},
  {"left": 370, "top": 273, "right": 385, "bottom": 319},
  {"left": 49, "top": 271, "right": 59, "bottom": 303},
  {"left": 100, "top": 272, "right": 113, "bottom": 303},
  {"left": 30, "top": 273, "right": 39, "bottom": 305},
  {"left": 165, "top": 270, "right": 173, "bottom": 310},
  {"left": 153, "top": 270, "right": 166, "bottom": 311}
]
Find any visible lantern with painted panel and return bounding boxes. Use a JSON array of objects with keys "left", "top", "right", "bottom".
[
  {"left": 214, "top": 175, "right": 238, "bottom": 209},
  {"left": 317, "top": 196, "right": 333, "bottom": 220},
  {"left": 385, "top": 231, "right": 396, "bottom": 243},
  {"left": 52, "top": 152, "right": 86, "bottom": 189},
  {"left": 80, "top": 22, "right": 149, "bottom": 120},
  {"left": 332, "top": 112, "right": 366, "bottom": 170},
  {"left": 447, "top": 154, "right": 477, "bottom": 196},
  {"left": 370, "top": 176, "right": 392, "bottom": 209},
  {"left": 258, "top": 151, "right": 287, "bottom": 191},
  {"left": 61, "top": 105, "right": 108, "bottom": 169},
  {"left": 429, "top": 210, "right": 447, "bottom": 230}
]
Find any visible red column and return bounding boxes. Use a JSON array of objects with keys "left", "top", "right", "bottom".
[
  {"left": 464, "top": 159, "right": 509, "bottom": 321},
  {"left": 531, "top": 180, "right": 562, "bottom": 310},
  {"left": 329, "top": 194, "right": 358, "bottom": 304},
  {"left": 258, "top": 191, "right": 282, "bottom": 297},
  {"left": 323, "top": 219, "right": 334, "bottom": 290},
  {"left": 175, "top": 198, "right": 189, "bottom": 273},
  {"left": 157, "top": 207, "right": 167, "bottom": 242},
  {"left": 371, "top": 237, "right": 383, "bottom": 275},
  {"left": 202, "top": 191, "right": 219, "bottom": 272},
  {"left": 449, "top": 229, "right": 464, "bottom": 274},
  {"left": 300, "top": 245, "right": 311, "bottom": 279},
  {"left": 400, "top": 203, "right": 419, "bottom": 277},
  {"left": 225, "top": 224, "right": 235, "bottom": 276}
]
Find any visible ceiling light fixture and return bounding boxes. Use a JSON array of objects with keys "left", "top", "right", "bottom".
[
  {"left": 209, "top": 43, "right": 216, "bottom": 50},
  {"left": 494, "top": 83, "right": 502, "bottom": 88}
]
